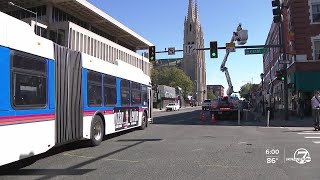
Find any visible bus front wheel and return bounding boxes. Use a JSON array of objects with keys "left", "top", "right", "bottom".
[
  {"left": 90, "top": 116, "right": 104, "bottom": 146},
  {"left": 139, "top": 112, "right": 147, "bottom": 130}
]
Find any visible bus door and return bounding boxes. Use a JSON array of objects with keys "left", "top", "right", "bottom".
[{"left": 148, "top": 87, "right": 153, "bottom": 123}]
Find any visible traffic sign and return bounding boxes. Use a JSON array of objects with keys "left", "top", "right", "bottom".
[
  {"left": 168, "top": 47, "right": 175, "bottom": 55},
  {"left": 226, "top": 42, "right": 235, "bottom": 53},
  {"left": 184, "top": 44, "right": 196, "bottom": 55},
  {"left": 244, "top": 48, "right": 268, "bottom": 55}
]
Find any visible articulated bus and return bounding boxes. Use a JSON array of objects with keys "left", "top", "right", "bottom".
[{"left": 0, "top": 12, "right": 153, "bottom": 167}]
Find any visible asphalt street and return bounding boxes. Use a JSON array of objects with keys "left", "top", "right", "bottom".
[{"left": 1, "top": 107, "right": 320, "bottom": 180}]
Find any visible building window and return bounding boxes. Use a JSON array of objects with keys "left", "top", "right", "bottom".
[
  {"left": 190, "top": 24, "right": 192, "bottom": 32},
  {"left": 312, "top": 3, "right": 320, "bottom": 23},
  {"left": 87, "top": 71, "right": 102, "bottom": 107},
  {"left": 121, "top": 79, "right": 130, "bottom": 106},
  {"left": 314, "top": 40, "right": 320, "bottom": 60},
  {"left": 104, "top": 75, "right": 117, "bottom": 106},
  {"left": 11, "top": 52, "right": 47, "bottom": 108}
]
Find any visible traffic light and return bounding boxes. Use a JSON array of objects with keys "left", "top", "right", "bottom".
[
  {"left": 210, "top": 41, "right": 218, "bottom": 58},
  {"left": 276, "top": 70, "right": 285, "bottom": 81},
  {"left": 272, "top": 0, "right": 281, "bottom": 23},
  {"left": 149, "top": 46, "right": 156, "bottom": 61}
]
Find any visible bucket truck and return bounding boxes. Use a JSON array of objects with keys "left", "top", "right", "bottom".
[{"left": 210, "top": 24, "right": 248, "bottom": 120}]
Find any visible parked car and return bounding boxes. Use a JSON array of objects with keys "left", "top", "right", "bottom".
[
  {"left": 202, "top": 99, "right": 212, "bottom": 111},
  {"left": 209, "top": 96, "right": 239, "bottom": 119},
  {"left": 166, "top": 103, "right": 180, "bottom": 111}
]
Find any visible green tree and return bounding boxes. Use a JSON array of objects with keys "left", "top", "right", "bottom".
[
  {"left": 239, "top": 83, "right": 253, "bottom": 100},
  {"left": 207, "top": 91, "right": 217, "bottom": 100},
  {"left": 151, "top": 67, "right": 193, "bottom": 97}
]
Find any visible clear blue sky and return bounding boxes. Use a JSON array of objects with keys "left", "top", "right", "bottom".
[{"left": 88, "top": 0, "right": 273, "bottom": 93}]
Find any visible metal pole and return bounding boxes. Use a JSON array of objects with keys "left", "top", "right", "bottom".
[
  {"left": 267, "top": 110, "right": 270, "bottom": 127},
  {"left": 159, "top": 89, "right": 162, "bottom": 110},
  {"left": 238, "top": 109, "right": 241, "bottom": 125},
  {"left": 246, "top": 110, "right": 248, "bottom": 121},
  {"left": 155, "top": 44, "right": 282, "bottom": 53},
  {"left": 280, "top": 4, "right": 289, "bottom": 121},
  {"left": 35, "top": 12, "right": 38, "bottom": 35},
  {"left": 8, "top": 2, "right": 38, "bottom": 35},
  {"left": 262, "top": 78, "right": 265, "bottom": 115}
]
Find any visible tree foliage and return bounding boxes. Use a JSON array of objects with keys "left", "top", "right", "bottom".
[
  {"left": 240, "top": 83, "right": 253, "bottom": 100},
  {"left": 151, "top": 67, "right": 193, "bottom": 97}
]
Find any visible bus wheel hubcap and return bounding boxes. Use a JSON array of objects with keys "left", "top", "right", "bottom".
[{"left": 94, "top": 122, "right": 102, "bottom": 141}]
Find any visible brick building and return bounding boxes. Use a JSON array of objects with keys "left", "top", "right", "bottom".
[
  {"left": 207, "top": 85, "right": 224, "bottom": 97},
  {"left": 263, "top": 0, "right": 320, "bottom": 116}
]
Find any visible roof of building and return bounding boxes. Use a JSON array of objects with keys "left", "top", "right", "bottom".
[
  {"left": 207, "top": 85, "right": 224, "bottom": 88},
  {"left": 0, "top": 0, "right": 153, "bottom": 49}
]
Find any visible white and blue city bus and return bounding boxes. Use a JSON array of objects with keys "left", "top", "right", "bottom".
[{"left": 0, "top": 12, "right": 153, "bottom": 167}]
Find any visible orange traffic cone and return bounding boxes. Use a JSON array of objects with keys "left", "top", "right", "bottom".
[
  {"left": 210, "top": 114, "right": 216, "bottom": 124},
  {"left": 200, "top": 111, "right": 205, "bottom": 121}
]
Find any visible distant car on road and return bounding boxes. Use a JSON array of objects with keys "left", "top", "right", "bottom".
[
  {"left": 202, "top": 99, "right": 212, "bottom": 111},
  {"left": 166, "top": 103, "right": 180, "bottom": 111}
]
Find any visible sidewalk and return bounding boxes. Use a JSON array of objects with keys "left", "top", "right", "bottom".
[{"left": 252, "top": 110, "right": 314, "bottom": 127}]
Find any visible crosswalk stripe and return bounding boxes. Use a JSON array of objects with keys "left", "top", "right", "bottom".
[
  {"left": 298, "top": 132, "right": 320, "bottom": 135},
  {"left": 304, "top": 137, "right": 320, "bottom": 139},
  {"left": 313, "top": 141, "right": 320, "bottom": 144}
]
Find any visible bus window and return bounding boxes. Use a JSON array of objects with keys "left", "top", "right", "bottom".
[
  {"left": 87, "top": 70, "right": 102, "bottom": 107},
  {"left": 11, "top": 53, "right": 47, "bottom": 108},
  {"left": 120, "top": 79, "right": 130, "bottom": 106},
  {"left": 103, "top": 75, "right": 116, "bottom": 106},
  {"left": 141, "top": 85, "right": 148, "bottom": 106},
  {"left": 131, "top": 82, "right": 141, "bottom": 106}
]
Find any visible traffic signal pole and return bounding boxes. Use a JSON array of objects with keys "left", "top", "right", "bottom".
[
  {"left": 155, "top": 44, "right": 281, "bottom": 53},
  {"left": 280, "top": 6, "right": 289, "bottom": 121}
]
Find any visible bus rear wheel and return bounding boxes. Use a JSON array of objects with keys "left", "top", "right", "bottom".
[
  {"left": 139, "top": 112, "right": 147, "bottom": 130},
  {"left": 90, "top": 116, "right": 104, "bottom": 146}
]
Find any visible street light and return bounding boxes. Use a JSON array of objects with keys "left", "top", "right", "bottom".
[
  {"left": 8, "top": 2, "right": 38, "bottom": 35},
  {"left": 260, "top": 73, "right": 265, "bottom": 115}
]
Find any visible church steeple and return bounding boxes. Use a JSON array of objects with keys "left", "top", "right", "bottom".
[
  {"left": 195, "top": 0, "right": 199, "bottom": 24},
  {"left": 182, "top": 0, "right": 206, "bottom": 104},
  {"left": 187, "top": 0, "right": 195, "bottom": 22}
]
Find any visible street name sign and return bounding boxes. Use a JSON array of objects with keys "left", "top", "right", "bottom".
[
  {"left": 226, "top": 42, "right": 235, "bottom": 53},
  {"left": 245, "top": 48, "right": 268, "bottom": 55},
  {"left": 168, "top": 47, "right": 175, "bottom": 55}
]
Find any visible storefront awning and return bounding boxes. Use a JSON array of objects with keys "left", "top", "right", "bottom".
[{"left": 293, "top": 71, "right": 320, "bottom": 92}]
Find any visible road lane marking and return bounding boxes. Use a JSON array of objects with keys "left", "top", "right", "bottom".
[
  {"left": 304, "top": 137, "right": 320, "bottom": 139},
  {"left": 103, "top": 158, "right": 139, "bottom": 163},
  {"left": 64, "top": 153, "right": 94, "bottom": 159},
  {"left": 312, "top": 141, "right": 320, "bottom": 144},
  {"left": 258, "top": 127, "right": 284, "bottom": 129},
  {"left": 200, "top": 164, "right": 244, "bottom": 168},
  {"left": 63, "top": 153, "right": 139, "bottom": 163},
  {"left": 238, "top": 142, "right": 247, "bottom": 144},
  {"left": 298, "top": 132, "right": 320, "bottom": 135},
  {"left": 191, "top": 148, "right": 203, "bottom": 152}
]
